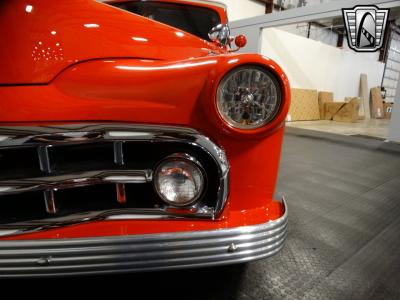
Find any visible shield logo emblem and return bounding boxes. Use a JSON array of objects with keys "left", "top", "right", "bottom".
[{"left": 342, "top": 5, "right": 390, "bottom": 52}]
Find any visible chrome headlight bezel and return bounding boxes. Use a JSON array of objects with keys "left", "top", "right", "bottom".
[
  {"left": 153, "top": 154, "right": 206, "bottom": 207},
  {"left": 216, "top": 65, "right": 282, "bottom": 130}
]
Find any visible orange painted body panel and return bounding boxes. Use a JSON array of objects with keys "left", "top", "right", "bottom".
[
  {"left": 0, "top": 0, "right": 290, "bottom": 240},
  {"left": 0, "top": 0, "right": 223, "bottom": 84}
]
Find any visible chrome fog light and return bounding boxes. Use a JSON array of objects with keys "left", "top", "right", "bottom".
[{"left": 154, "top": 154, "right": 205, "bottom": 207}]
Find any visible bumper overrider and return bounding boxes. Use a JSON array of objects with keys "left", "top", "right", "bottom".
[{"left": 0, "top": 198, "right": 287, "bottom": 277}]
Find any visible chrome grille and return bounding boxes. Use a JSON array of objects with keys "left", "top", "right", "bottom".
[{"left": 0, "top": 124, "right": 229, "bottom": 237}]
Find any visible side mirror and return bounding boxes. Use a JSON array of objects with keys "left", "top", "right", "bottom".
[{"left": 208, "top": 24, "right": 231, "bottom": 46}]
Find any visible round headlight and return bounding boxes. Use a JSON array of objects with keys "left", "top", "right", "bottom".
[
  {"left": 154, "top": 155, "right": 205, "bottom": 207},
  {"left": 216, "top": 66, "right": 281, "bottom": 129}
]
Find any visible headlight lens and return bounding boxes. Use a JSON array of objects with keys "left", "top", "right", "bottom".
[
  {"left": 216, "top": 66, "right": 281, "bottom": 129},
  {"left": 154, "top": 156, "right": 205, "bottom": 207}
]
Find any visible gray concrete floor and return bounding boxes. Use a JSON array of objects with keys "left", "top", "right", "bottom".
[
  {"left": 19, "top": 128, "right": 400, "bottom": 299},
  {"left": 286, "top": 119, "right": 390, "bottom": 139}
]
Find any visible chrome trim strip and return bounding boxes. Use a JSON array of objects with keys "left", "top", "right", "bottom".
[
  {"left": 44, "top": 190, "right": 56, "bottom": 214},
  {"left": 173, "top": 0, "right": 227, "bottom": 10},
  {"left": 0, "top": 208, "right": 216, "bottom": 236},
  {"left": 0, "top": 124, "right": 197, "bottom": 147},
  {"left": 0, "top": 199, "right": 287, "bottom": 278},
  {"left": 37, "top": 146, "right": 52, "bottom": 173},
  {"left": 0, "top": 169, "right": 153, "bottom": 195},
  {"left": 113, "top": 141, "right": 124, "bottom": 165}
]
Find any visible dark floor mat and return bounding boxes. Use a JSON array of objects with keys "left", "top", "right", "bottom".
[{"left": 13, "top": 127, "right": 400, "bottom": 299}]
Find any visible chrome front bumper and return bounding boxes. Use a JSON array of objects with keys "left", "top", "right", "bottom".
[{"left": 0, "top": 200, "right": 287, "bottom": 278}]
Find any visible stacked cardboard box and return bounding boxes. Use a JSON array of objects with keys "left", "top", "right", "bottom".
[
  {"left": 323, "top": 98, "right": 360, "bottom": 123},
  {"left": 383, "top": 102, "right": 393, "bottom": 119},
  {"left": 318, "top": 91, "right": 333, "bottom": 120},
  {"left": 345, "top": 97, "right": 364, "bottom": 120},
  {"left": 287, "top": 89, "right": 365, "bottom": 123},
  {"left": 333, "top": 98, "right": 360, "bottom": 123},
  {"left": 287, "top": 88, "right": 320, "bottom": 121},
  {"left": 370, "top": 87, "right": 384, "bottom": 119},
  {"left": 325, "top": 102, "right": 345, "bottom": 120}
]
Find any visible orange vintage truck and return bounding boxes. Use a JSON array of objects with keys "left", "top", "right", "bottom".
[{"left": 0, "top": 0, "right": 290, "bottom": 277}]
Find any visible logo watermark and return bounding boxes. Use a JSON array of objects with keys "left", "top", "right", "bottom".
[{"left": 342, "top": 5, "right": 389, "bottom": 52}]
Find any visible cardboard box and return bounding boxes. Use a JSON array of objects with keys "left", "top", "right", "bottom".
[
  {"left": 288, "top": 88, "right": 320, "bottom": 121},
  {"left": 370, "top": 87, "right": 384, "bottom": 119},
  {"left": 344, "top": 97, "right": 357, "bottom": 102},
  {"left": 318, "top": 91, "right": 333, "bottom": 120},
  {"left": 333, "top": 98, "right": 359, "bottom": 122},
  {"left": 345, "top": 97, "right": 364, "bottom": 120},
  {"left": 383, "top": 102, "right": 393, "bottom": 119},
  {"left": 324, "top": 102, "right": 346, "bottom": 120}
]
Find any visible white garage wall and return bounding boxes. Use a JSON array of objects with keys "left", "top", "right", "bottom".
[
  {"left": 277, "top": 23, "right": 338, "bottom": 47},
  {"left": 261, "top": 28, "right": 385, "bottom": 100},
  {"left": 218, "top": 0, "right": 265, "bottom": 22}
]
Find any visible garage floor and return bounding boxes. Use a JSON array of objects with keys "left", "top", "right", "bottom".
[
  {"left": 286, "top": 119, "right": 391, "bottom": 139},
  {"left": 21, "top": 128, "right": 400, "bottom": 299}
]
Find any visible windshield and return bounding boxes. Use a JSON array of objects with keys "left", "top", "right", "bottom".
[{"left": 110, "top": 1, "right": 221, "bottom": 41}]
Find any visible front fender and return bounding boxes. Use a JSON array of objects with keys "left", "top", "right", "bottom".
[{"left": 0, "top": 53, "right": 290, "bottom": 221}]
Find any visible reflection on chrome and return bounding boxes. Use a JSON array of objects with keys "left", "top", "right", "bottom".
[{"left": 108, "top": 131, "right": 152, "bottom": 137}]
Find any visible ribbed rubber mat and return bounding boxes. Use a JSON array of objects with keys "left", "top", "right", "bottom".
[{"left": 9, "top": 128, "right": 400, "bottom": 299}]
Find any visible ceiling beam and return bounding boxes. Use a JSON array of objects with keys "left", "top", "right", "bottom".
[{"left": 231, "top": 0, "right": 399, "bottom": 30}]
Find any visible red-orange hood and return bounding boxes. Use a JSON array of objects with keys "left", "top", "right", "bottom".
[{"left": 0, "top": 0, "right": 222, "bottom": 84}]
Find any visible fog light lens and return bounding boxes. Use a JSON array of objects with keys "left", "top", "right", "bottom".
[{"left": 154, "top": 155, "right": 205, "bottom": 207}]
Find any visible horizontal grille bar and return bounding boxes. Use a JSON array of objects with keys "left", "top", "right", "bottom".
[
  {"left": 0, "top": 124, "right": 199, "bottom": 148},
  {"left": 0, "top": 170, "right": 153, "bottom": 195}
]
